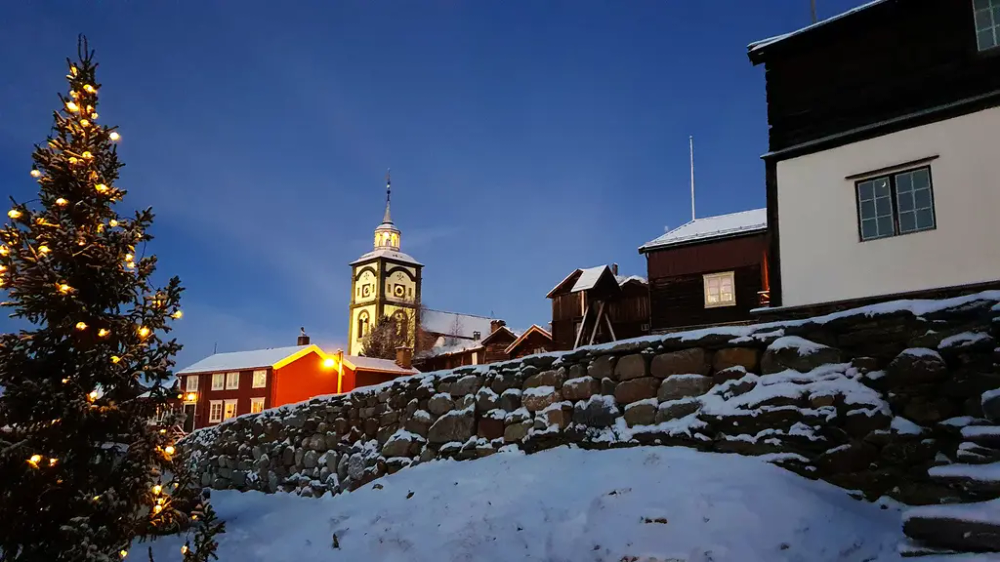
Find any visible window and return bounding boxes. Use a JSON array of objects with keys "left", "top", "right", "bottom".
[
  {"left": 357, "top": 311, "right": 370, "bottom": 340},
  {"left": 185, "top": 375, "right": 199, "bottom": 392},
  {"left": 209, "top": 400, "right": 223, "bottom": 423},
  {"left": 252, "top": 369, "right": 267, "bottom": 389},
  {"left": 225, "top": 372, "right": 240, "bottom": 390},
  {"left": 211, "top": 373, "right": 224, "bottom": 391},
  {"left": 974, "top": 0, "right": 1000, "bottom": 51},
  {"left": 856, "top": 166, "right": 936, "bottom": 241},
  {"left": 704, "top": 271, "right": 736, "bottom": 308},
  {"left": 223, "top": 399, "right": 238, "bottom": 421},
  {"left": 250, "top": 397, "right": 265, "bottom": 414}
]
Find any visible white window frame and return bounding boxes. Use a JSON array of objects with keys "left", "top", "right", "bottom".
[
  {"left": 225, "top": 372, "right": 240, "bottom": 390},
  {"left": 252, "top": 369, "right": 267, "bottom": 389},
  {"left": 250, "top": 397, "right": 265, "bottom": 414},
  {"left": 223, "top": 399, "right": 238, "bottom": 421},
  {"left": 703, "top": 271, "right": 736, "bottom": 309},
  {"left": 185, "top": 375, "right": 199, "bottom": 392},
  {"left": 211, "top": 373, "right": 224, "bottom": 391},
  {"left": 208, "top": 400, "right": 223, "bottom": 423},
  {"left": 974, "top": 0, "right": 1000, "bottom": 51}
]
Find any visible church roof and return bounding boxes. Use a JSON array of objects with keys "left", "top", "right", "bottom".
[
  {"left": 421, "top": 309, "right": 494, "bottom": 340},
  {"left": 351, "top": 248, "right": 422, "bottom": 266}
]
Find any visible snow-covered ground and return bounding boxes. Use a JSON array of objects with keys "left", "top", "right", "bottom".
[{"left": 146, "top": 446, "right": 923, "bottom": 561}]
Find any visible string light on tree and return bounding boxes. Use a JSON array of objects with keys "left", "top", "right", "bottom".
[
  {"left": 65, "top": 101, "right": 80, "bottom": 112},
  {"left": 27, "top": 454, "right": 41, "bottom": 468},
  {"left": 8, "top": 209, "right": 21, "bottom": 219},
  {"left": 76, "top": 322, "right": 88, "bottom": 331},
  {"left": 55, "top": 198, "right": 68, "bottom": 206},
  {"left": 58, "top": 284, "right": 72, "bottom": 294},
  {"left": 172, "top": 310, "right": 183, "bottom": 319},
  {"left": 30, "top": 168, "right": 41, "bottom": 178},
  {"left": 137, "top": 326, "right": 150, "bottom": 338},
  {"left": 38, "top": 245, "right": 50, "bottom": 254},
  {"left": 95, "top": 183, "right": 109, "bottom": 193},
  {"left": 97, "top": 328, "right": 110, "bottom": 338},
  {"left": 88, "top": 390, "right": 98, "bottom": 401},
  {"left": 109, "top": 131, "right": 120, "bottom": 141}
]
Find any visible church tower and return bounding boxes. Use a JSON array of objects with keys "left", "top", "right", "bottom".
[{"left": 348, "top": 173, "right": 423, "bottom": 356}]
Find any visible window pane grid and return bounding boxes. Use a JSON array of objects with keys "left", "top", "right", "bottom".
[
  {"left": 225, "top": 372, "right": 239, "bottom": 390},
  {"left": 856, "top": 166, "right": 935, "bottom": 241},
  {"left": 186, "top": 375, "right": 198, "bottom": 392},
  {"left": 209, "top": 401, "right": 223, "bottom": 423},
  {"left": 211, "top": 373, "right": 224, "bottom": 391},
  {"left": 703, "top": 272, "right": 736, "bottom": 308},
  {"left": 974, "top": 0, "right": 1000, "bottom": 51},
  {"left": 252, "top": 370, "right": 267, "bottom": 388}
]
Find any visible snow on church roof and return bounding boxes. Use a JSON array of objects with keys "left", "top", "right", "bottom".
[
  {"left": 639, "top": 209, "right": 767, "bottom": 253},
  {"left": 421, "top": 309, "right": 495, "bottom": 341},
  {"left": 351, "top": 248, "right": 422, "bottom": 266}
]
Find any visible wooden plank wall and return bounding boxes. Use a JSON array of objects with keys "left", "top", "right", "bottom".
[{"left": 762, "top": 0, "right": 1000, "bottom": 151}]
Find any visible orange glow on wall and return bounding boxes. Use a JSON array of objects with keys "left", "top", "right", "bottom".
[{"left": 272, "top": 350, "right": 339, "bottom": 407}]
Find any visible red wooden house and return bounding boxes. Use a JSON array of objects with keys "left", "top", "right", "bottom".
[
  {"left": 176, "top": 333, "right": 416, "bottom": 431},
  {"left": 638, "top": 209, "right": 770, "bottom": 332}
]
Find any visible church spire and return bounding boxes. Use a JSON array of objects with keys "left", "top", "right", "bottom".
[
  {"left": 383, "top": 169, "right": 392, "bottom": 224},
  {"left": 373, "top": 170, "right": 401, "bottom": 251}
]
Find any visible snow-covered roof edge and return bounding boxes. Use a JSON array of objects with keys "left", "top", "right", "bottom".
[
  {"left": 639, "top": 209, "right": 767, "bottom": 253},
  {"left": 504, "top": 325, "right": 553, "bottom": 355},
  {"left": 747, "top": 0, "right": 888, "bottom": 58}
]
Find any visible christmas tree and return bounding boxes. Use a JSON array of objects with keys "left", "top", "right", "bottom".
[{"left": 0, "top": 36, "right": 210, "bottom": 561}]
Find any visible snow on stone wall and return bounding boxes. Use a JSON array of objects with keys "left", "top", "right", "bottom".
[{"left": 181, "top": 291, "right": 1000, "bottom": 519}]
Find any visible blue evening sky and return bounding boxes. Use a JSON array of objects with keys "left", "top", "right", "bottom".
[{"left": 0, "top": 1, "right": 866, "bottom": 369}]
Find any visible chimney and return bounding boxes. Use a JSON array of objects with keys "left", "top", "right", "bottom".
[
  {"left": 490, "top": 319, "right": 506, "bottom": 333},
  {"left": 395, "top": 346, "right": 412, "bottom": 370},
  {"left": 611, "top": 263, "right": 619, "bottom": 276},
  {"left": 297, "top": 327, "right": 310, "bottom": 346}
]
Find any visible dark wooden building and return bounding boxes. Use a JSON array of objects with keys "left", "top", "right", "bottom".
[
  {"left": 504, "top": 325, "right": 554, "bottom": 360},
  {"left": 748, "top": 0, "right": 1000, "bottom": 312},
  {"left": 547, "top": 265, "right": 650, "bottom": 351},
  {"left": 639, "top": 209, "right": 769, "bottom": 332},
  {"left": 413, "top": 320, "right": 553, "bottom": 371}
]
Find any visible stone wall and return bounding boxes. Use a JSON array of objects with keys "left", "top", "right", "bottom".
[{"left": 182, "top": 292, "right": 1000, "bottom": 549}]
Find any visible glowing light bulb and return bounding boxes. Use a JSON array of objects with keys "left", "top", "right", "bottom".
[
  {"left": 109, "top": 131, "right": 120, "bottom": 141},
  {"left": 30, "top": 169, "right": 41, "bottom": 178},
  {"left": 80, "top": 119, "right": 90, "bottom": 127},
  {"left": 49, "top": 458, "right": 58, "bottom": 467},
  {"left": 119, "top": 550, "right": 128, "bottom": 559},
  {"left": 111, "top": 356, "right": 121, "bottom": 364},
  {"left": 172, "top": 310, "right": 183, "bottom": 319},
  {"left": 186, "top": 392, "right": 197, "bottom": 401},
  {"left": 75, "top": 321, "right": 87, "bottom": 330},
  {"left": 159, "top": 428, "right": 166, "bottom": 434},
  {"left": 58, "top": 284, "right": 72, "bottom": 294},
  {"left": 83, "top": 84, "right": 96, "bottom": 93},
  {"left": 176, "top": 393, "right": 183, "bottom": 399},
  {"left": 70, "top": 66, "right": 79, "bottom": 75},
  {"left": 7, "top": 209, "right": 21, "bottom": 219},
  {"left": 138, "top": 326, "right": 150, "bottom": 338},
  {"left": 191, "top": 514, "right": 198, "bottom": 521},
  {"left": 68, "top": 157, "right": 78, "bottom": 164},
  {"left": 65, "top": 101, "right": 80, "bottom": 112},
  {"left": 0, "top": 246, "right": 8, "bottom": 256},
  {"left": 82, "top": 151, "right": 93, "bottom": 159},
  {"left": 91, "top": 112, "right": 99, "bottom": 120},
  {"left": 95, "top": 183, "right": 109, "bottom": 193},
  {"left": 88, "top": 390, "right": 98, "bottom": 401},
  {"left": 153, "top": 504, "right": 163, "bottom": 514},
  {"left": 61, "top": 378, "right": 69, "bottom": 384},
  {"left": 97, "top": 328, "right": 110, "bottom": 337},
  {"left": 109, "top": 219, "right": 118, "bottom": 227},
  {"left": 27, "top": 454, "right": 41, "bottom": 467},
  {"left": 124, "top": 253, "right": 133, "bottom": 261},
  {"left": 323, "top": 357, "right": 335, "bottom": 368},
  {"left": 181, "top": 546, "right": 188, "bottom": 555},
  {"left": 38, "top": 245, "right": 50, "bottom": 254},
  {"left": 93, "top": 495, "right": 100, "bottom": 501},
  {"left": 164, "top": 445, "right": 175, "bottom": 455},
  {"left": 153, "top": 484, "right": 162, "bottom": 495},
  {"left": 56, "top": 198, "right": 68, "bottom": 206}
]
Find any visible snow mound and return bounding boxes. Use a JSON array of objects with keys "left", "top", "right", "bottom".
[{"left": 148, "top": 447, "right": 904, "bottom": 561}]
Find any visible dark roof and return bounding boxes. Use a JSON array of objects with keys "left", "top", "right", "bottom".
[{"left": 748, "top": 0, "right": 890, "bottom": 64}]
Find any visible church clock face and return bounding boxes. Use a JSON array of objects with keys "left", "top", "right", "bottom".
[{"left": 356, "top": 270, "right": 377, "bottom": 303}]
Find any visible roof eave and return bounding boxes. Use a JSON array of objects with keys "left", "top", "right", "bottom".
[{"left": 639, "top": 226, "right": 768, "bottom": 254}]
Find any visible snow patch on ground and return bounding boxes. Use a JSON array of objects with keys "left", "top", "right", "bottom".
[
  {"left": 940, "top": 416, "right": 978, "bottom": 428},
  {"left": 961, "top": 426, "right": 1000, "bottom": 438},
  {"left": 905, "top": 498, "right": 1000, "bottom": 525},
  {"left": 768, "top": 335, "right": 829, "bottom": 355},
  {"left": 147, "top": 447, "right": 905, "bottom": 561}
]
